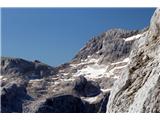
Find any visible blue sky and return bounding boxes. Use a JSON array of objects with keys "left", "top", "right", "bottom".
[{"left": 1, "top": 8, "right": 155, "bottom": 66}]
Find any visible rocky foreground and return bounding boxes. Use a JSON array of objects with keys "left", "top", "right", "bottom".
[{"left": 0, "top": 8, "right": 160, "bottom": 113}]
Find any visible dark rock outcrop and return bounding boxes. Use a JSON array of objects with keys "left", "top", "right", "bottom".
[
  {"left": 35, "top": 94, "right": 86, "bottom": 113},
  {"left": 1, "top": 81, "right": 31, "bottom": 113},
  {"left": 28, "top": 91, "right": 110, "bottom": 113},
  {"left": 73, "top": 75, "right": 88, "bottom": 92}
]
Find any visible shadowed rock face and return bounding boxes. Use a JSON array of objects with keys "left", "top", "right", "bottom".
[
  {"left": 73, "top": 76, "right": 101, "bottom": 97},
  {"left": 107, "top": 8, "right": 160, "bottom": 113},
  {"left": 28, "top": 92, "right": 110, "bottom": 113},
  {"left": 35, "top": 95, "right": 86, "bottom": 113}
]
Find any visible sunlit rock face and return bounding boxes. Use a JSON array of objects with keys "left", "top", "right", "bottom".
[{"left": 107, "top": 8, "right": 160, "bottom": 113}]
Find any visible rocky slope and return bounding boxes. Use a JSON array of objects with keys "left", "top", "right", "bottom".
[
  {"left": 1, "top": 9, "right": 159, "bottom": 113},
  {"left": 107, "top": 8, "right": 160, "bottom": 113}
]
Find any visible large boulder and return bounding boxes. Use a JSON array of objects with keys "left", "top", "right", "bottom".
[
  {"left": 73, "top": 76, "right": 101, "bottom": 97},
  {"left": 84, "top": 81, "right": 101, "bottom": 97},
  {"left": 73, "top": 75, "right": 87, "bottom": 92},
  {"left": 35, "top": 94, "right": 86, "bottom": 113},
  {"left": 1, "top": 82, "right": 28, "bottom": 113},
  {"left": 28, "top": 91, "right": 110, "bottom": 113}
]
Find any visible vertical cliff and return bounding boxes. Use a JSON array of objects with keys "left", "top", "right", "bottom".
[{"left": 107, "top": 8, "right": 160, "bottom": 113}]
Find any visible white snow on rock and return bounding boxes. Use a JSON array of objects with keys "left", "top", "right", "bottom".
[
  {"left": 111, "top": 57, "right": 130, "bottom": 65},
  {"left": 82, "top": 96, "right": 99, "bottom": 103},
  {"left": 62, "top": 78, "right": 75, "bottom": 82},
  {"left": 73, "top": 56, "right": 129, "bottom": 79},
  {"left": 0, "top": 75, "right": 7, "bottom": 81},
  {"left": 124, "top": 33, "right": 143, "bottom": 42},
  {"left": 73, "top": 60, "right": 108, "bottom": 79},
  {"left": 54, "top": 81, "right": 60, "bottom": 85},
  {"left": 29, "top": 79, "right": 43, "bottom": 83},
  {"left": 71, "top": 57, "right": 99, "bottom": 68},
  {"left": 101, "top": 88, "right": 111, "bottom": 93},
  {"left": 0, "top": 75, "right": 3, "bottom": 79}
]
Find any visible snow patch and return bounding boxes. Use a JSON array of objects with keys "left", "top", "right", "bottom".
[
  {"left": 71, "top": 56, "right": 129, "bottom": 80},
  {"left": 62, "top": 78, "right": 75, "bottom": 82},
  {"left": 83, "top": 96, "right": 99, "bottom": 103},
  {"left": 0, "top": 75, "right": 3, "bottom": 79},
  {"left": 72, "top": 57, "right": 99, "bottom": 68},
  {"left": 74, "top": 63, "right": 108, "bottom": 79},
  {"left": 74, "top": 63, "right": 127, "bottom": 79},
  {"left": 124, "top": 33, "right": 143, "bottom": 42},
  {"left": 29, "top": 79, "right": 43, "bottom": 82},
  {"left": 54, "top": 81, "right": 60, "bottom": 85},
  {"left": 111, "top": 57, "right": 130, "bottom": 65},
  {"left": 101, "top": 88, "right": 111, "bottom": 93}
]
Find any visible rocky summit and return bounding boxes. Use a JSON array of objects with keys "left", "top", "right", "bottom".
[{"left": 1, "top": 8, "right": 160, "bottom": 113}]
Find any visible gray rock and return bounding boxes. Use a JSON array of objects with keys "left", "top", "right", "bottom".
[
  {"left": 107, "top": 8, "right": 160, "bottom": 113},
  {"left": 72, "top": 29, "right": 140, "bottom": 63}
]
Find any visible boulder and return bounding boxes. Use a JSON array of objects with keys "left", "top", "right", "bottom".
[
  {"left": 35, "top": 94, "right": 86, "bottom": 113},
  {"left": 1, "top": 82, "right": 26, "bottom": 112},
  {"left": 73, "top": 76, "right": 101, "bottom": 97},
  {"left": 73, "top": 75, "right": 87, "bottom": 92},
  {"left": 84, "top": 81, "right": 101, "bottom": 97}
]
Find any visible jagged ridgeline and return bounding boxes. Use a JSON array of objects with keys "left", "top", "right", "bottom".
[{"left": 1, "top": 8, "right": 159, "bottom": 113}]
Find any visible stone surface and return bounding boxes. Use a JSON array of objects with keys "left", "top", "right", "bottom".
[{"left": 107, "top": 8, "right": 160, "bottom": 113}]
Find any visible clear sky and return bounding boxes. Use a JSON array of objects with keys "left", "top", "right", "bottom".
[{"left": 1, "top": 8, "right": 155, "bottom": 66}]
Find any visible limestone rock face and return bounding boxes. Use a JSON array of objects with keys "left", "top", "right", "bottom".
[{"left": 107, "top": 8, "right": 160, "bottom": 113}]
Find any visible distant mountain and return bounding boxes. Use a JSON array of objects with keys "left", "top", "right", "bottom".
[
  {"left": 1, "top": 8, "right": 159, "bottom": 113},
  {"left": 1, "top": 57, "right": 57, "bottom": 78}
]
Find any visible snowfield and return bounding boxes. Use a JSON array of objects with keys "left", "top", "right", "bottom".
[
  {"left": 82, "top": 96, "right": 99, "bottom": 103},
  {"left": 73, "top": 57, "right": 129, "bottom": 80},
  {"left": 74, "top": 63, "right": 108, "bottom": 79}
]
